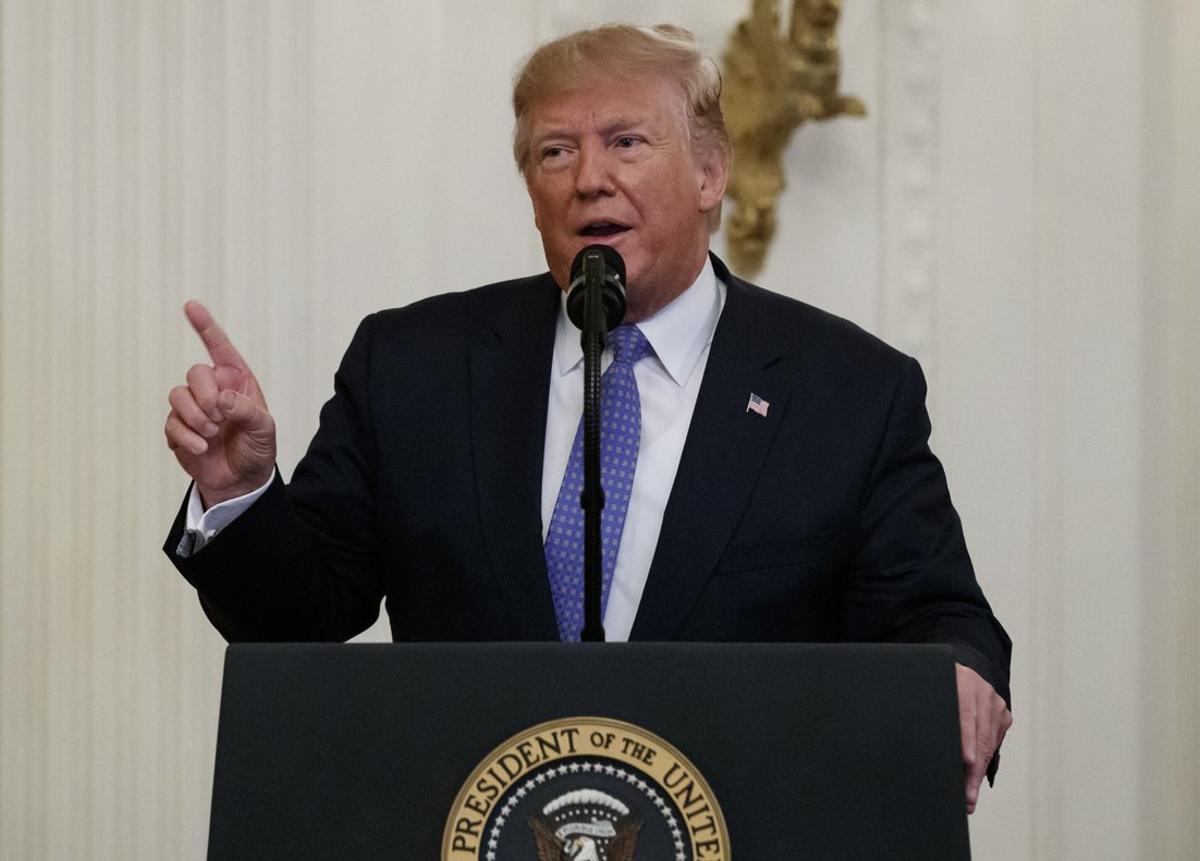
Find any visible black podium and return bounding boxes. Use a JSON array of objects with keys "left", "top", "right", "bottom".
[{"left": 207, "top": 643, "right": 970, "bottom": 860}]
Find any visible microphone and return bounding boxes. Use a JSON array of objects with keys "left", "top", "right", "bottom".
[
  {"left": 567, "top": 244, "right": 626, "bottom": 332},
  {"left": 565, "top": 244, "right": 626, "bottom": 642}
]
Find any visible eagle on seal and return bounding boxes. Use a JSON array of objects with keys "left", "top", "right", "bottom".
[
  {"left": 528, "top": 815, "right": 642, "bottom": 861},
  {"left": 527, "top": 788, "right": 643, "bottom": 861}
]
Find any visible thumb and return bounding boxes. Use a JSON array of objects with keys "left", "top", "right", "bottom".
[{"left": 217, "top": 389, "right": 271, "bottom": 434}]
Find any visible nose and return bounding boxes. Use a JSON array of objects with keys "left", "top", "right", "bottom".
[{"left": 574, "top": 143, "right": 615, "bottom": 198}]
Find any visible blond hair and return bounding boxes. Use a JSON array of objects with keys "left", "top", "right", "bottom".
[{"left": 511, "top": 24, "right": 731, "bottom": 175}]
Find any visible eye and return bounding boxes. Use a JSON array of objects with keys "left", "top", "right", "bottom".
[
  {"left": 615, "top": 136, "right": 640, "bottom": 149},
  {"left": 542, "top": 145, "right": 566, "bottom": 160}
]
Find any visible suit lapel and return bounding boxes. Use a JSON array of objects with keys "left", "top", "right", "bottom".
[
  {"left": 470, "top": 276, "right": 561, "bottom": 640},
  {"left": 631, "top": 264, "right": 795, "bottom": 640}
]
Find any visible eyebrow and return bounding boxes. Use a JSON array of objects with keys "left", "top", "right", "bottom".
[{"left": 598, "top": 117, "right": 652, "bottom": 136}]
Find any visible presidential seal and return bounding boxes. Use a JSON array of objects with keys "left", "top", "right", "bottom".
[{"left": 442, "top": 717, "right": 730, "bottom": 861}]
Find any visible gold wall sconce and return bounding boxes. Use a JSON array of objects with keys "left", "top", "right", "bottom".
[{"left": 721, "top": 0, "right": 866, "bottom": 277}]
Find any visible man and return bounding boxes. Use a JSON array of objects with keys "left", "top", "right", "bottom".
[{"left": 163, "top": 24, "right": 1011, "bottom": 812}]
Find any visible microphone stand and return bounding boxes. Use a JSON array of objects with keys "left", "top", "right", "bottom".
[{"left": 579, "top": 252, "right": 607, "bottom": 643}]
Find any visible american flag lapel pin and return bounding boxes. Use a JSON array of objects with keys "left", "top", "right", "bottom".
[{"left": 746, "top": 392, "right": 770, "bottom": 417}]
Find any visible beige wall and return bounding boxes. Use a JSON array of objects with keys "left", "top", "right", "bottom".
[{"left": 2, "top": 1, "right": 1196, "bottom": 858}]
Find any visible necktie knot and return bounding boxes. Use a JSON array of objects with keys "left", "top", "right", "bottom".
[{"left": 609, "top": 324, "right": 652, "bottom": 366}]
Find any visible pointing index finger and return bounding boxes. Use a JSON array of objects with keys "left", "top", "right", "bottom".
[{"left": 184, "top": 300, "right": 249, "bottom": 371}]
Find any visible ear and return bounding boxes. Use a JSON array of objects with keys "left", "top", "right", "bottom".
[{"left": 696, "top": 146, "right": 730, "bottom": 214}]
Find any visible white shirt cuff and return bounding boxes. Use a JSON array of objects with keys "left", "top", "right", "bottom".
[{"left": 176, "top": 468, "right": 276, "bottom": 557}]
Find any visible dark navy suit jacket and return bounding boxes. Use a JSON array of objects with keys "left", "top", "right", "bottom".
[{"left": 165, "top": 255, "right": 1011, "bottom": 705}]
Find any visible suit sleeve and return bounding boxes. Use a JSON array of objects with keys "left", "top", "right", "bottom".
[
  {"left": 840, "top": 357, "right": 1012, "bottom": 707},
  {"left": 162, "top": 314, "right": 384, "bottom": 642}
]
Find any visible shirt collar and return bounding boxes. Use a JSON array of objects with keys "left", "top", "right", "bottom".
[{"left": 554, "top": 255, "right": 723, "bottom": 387}]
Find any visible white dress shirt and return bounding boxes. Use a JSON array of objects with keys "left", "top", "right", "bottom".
[
  {"left": 540, "top": 258, "right": 723, "bottom": 639},
  {"left": 183, "top": 258, "right": 726, "bottom": 641}
]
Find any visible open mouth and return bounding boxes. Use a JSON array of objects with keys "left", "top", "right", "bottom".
[{"left": 579, "top": 221, "right": 631, "bottom": 238}]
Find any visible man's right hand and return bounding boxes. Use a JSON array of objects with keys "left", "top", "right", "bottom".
[{"left": 164, "top": 301, "right": 276, "bottom": 509}]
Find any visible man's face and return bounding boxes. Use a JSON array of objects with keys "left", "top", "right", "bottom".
[{"left": 523, "top": 75, "right": 727, "bottom": 322}]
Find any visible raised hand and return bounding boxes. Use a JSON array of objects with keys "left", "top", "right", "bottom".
[{"left": 164, "top": 301, "right": 276, "bottom": 508}]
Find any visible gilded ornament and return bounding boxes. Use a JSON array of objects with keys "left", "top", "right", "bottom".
[{"left": 721, "top": 0, "right": 866, "bottom": 276}]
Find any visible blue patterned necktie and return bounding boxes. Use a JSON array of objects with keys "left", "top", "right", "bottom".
[{"left": 545, "top": 324, "right": 653, "bottom": 641}]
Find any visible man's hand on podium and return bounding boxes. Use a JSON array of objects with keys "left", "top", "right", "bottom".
[
  {"left": 956, "top": 663, "right": 1013, "bottom": 814},
  {"left": 164, "top": 301, "right": 276, "bottom": 509}
]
